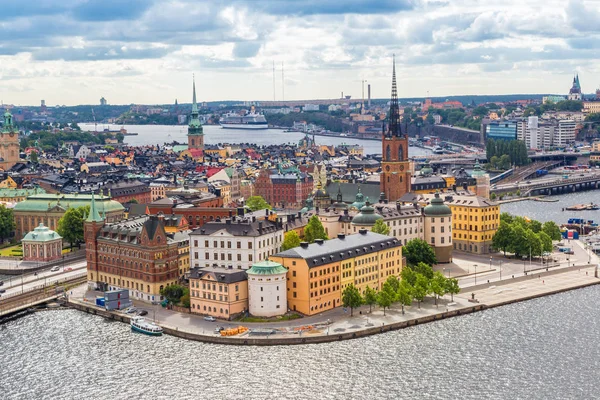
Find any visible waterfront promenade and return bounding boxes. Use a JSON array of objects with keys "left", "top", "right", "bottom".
[{"left": 67, "top": 262, "right": 600, "bottom": 345}]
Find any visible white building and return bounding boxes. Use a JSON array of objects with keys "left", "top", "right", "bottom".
[
  {"left": 304, "top": 104, "right": 319, "bottom": 111},
  {"left": 517, "top": 117, "right": 576, "bottom": 149},
  {"left": 189, "top": 216, "right": 284, "bottom": 270},
  {"left": 247, "top": 260, "right": 288, "bottom": 317}
]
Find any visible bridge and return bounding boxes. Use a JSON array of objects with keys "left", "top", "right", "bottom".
[{"left": 522, "top": 174, "right": 600, "bottom": 197}]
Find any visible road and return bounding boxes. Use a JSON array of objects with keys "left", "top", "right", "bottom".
[{"left": 0, "top": 262, "right": 87, "bottom": 298}]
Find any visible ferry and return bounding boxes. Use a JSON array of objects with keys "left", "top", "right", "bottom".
[
  {"left": 130, "top": 316, "right": 163, "bottom": 336},
  {"left": 219, "top": 110, "right": 268, "bottom": 130}
]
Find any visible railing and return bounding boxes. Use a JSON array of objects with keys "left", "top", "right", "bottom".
[{"left": 0, "top": 272, "right": 87, "bottom": 302}]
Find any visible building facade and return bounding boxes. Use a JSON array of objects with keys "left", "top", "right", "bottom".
[
  {"left": 254, "top": 169, "right": 313, "bottom": 208},
  {"left": 22, "top": 223, "right": 63, "bottom": 262},
  {"left": 106, "top": 180, "right": 152, "bottom": 204},
  {"left": 189, "top": 216, "right": 284, "bottom": 270},
  {"left": 189, "top": 266, "right": 248, "bottom": 320},
  {"left": 270, "top": 231, "right": 403, "bottom": 316},
  {"left": 423, "top": 192, "right": 453, "bottom": 263},
  {"left": 486, "top": 121, "right": 517, "bottom": 141},
  {"left": 0, "top": 111, "right": 21, "bottom": 171},
  {"left": 247, "top": 260, "right": 288, "bottom": 317}
]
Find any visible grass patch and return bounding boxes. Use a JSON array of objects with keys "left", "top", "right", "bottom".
[
  {"left": 0, "top": 245, "right": 22, "bottom": 257},
  {"left": 236, "top": 313, "right": 303, "bottom": 323}
]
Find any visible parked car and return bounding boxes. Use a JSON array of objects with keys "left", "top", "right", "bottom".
[
  {"left": 0, "top": 289, "right": 6, "bottom": 294},
  {"left": 214, "top": 326, "right": 225, "bottom": 334},
  {"left": 50, "top": 266, "right": 60, "bottom": 272},
  {"left": 204, "top": 316, "right": 216, "bottom": 322},
  {"left": 126, "top": 307, "right": 138, "bottom": 314},
  {"left": 137, "top": 310, "right": 148, "bottom": 316}
]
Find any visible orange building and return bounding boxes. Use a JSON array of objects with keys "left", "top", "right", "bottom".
[
  {"left": 189, "top": 266, "right": 248, "bottom": 320},
  {"left": 270, "top": 230, "right": 403, "bottom": 316}
]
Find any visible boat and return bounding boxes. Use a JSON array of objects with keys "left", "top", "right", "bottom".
[
  {"left": 219, "top": 111, "right": 268, "bottom": 130},
  {"left": 432, "top": 146, "right": 445, "bottom": 155},
  {"left": 130, "top": 316, "right": 163, "bottom": 336},
  {"left": 565, "top": 203, "right": 599, "bottom": 211}
]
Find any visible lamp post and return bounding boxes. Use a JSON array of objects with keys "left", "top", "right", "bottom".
[
  {"left": 489, "top": 256, "right": 493, "bottom": 270},
  {"left": 523, "top": 255, "right": 527, "bottom": 275},
  {"left": 474, "top": 264, "right": 477, "bottom": 285},
  {"left": 499, "top": 260, "right": 502, "bottom": 281}
]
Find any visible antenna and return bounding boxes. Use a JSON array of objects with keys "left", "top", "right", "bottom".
[
  {"left": 272, "top": 61, "right": 276, "bottom": 102},
  {"left": 282, "top": 61, "right": 285, "bottom": 102}
]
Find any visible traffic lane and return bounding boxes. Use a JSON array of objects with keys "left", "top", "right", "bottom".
[
  {"left": 1, "top": 269, "right": 86, "bottom": 297},
  {"left": 1, "top": 262, "right": 86, "bottom": 289}
]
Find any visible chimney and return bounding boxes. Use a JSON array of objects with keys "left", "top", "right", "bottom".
[
  {"left": 337, "top": 233, "right": 345, "bottom": 240},
  {"left": 315, "top": 239, "right": 324, "bottom": 245},
  {"left": 265, "top": 209, "right": 269, "bottom": 216},
  {"left": 237, "top": 207, "right": 245, "bottom": 216},
  {"left": 297, "top": 211, "right": 302, "bottom": 220},
  {"left": 300, "top": 241, "right": 309, "bottom": 248},
  {"left": 359, "top": 229, "right": 367, "bottom": 235},
  {"left": 258, "top": 221, "right": 263, "bottom": 234}
]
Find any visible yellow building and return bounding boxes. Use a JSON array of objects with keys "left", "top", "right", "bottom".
[
  {"left": 583, "top": 101, "right": 600, "bottom": 114},
  {"left": 269, "top": 230, "right": 403, "bottom": 316},
  {"left": 444, "top": 194, "right": 499, "bottom": 254},
  {"left": 0, "top": 176, "right": 18, "bottom": 188},
  {"left": 189, "top": 266, "right": 248, "bottom": 320}
]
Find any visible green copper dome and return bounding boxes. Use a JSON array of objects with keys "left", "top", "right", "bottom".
[
  {"left": 351, "top": 200, "right": 383, "bottom": 226},
  {"left": 420, "top": 160, "right": 433, "bottom": 176},
  {"left": 22, "top": 223, "right": 62, "bottom": 242},
  {"left": 424, "top": 192, "right": 452, "bottom": 216},
  {"left": 247, "top": 260, "right": 288, "bottom": 275},
  {"left": 350, "top": 187, "right": 366, "bottom": 210},
  {"left": 471, "top": 160, "right": 486, "bottom": 177}
]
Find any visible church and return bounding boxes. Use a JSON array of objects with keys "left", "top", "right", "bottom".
[{"left": 0, "top": 110, "right": 21, "bottom": 171}]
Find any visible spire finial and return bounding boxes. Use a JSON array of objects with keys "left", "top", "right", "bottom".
[
  {"left": 388, "top": 54, "right": 400, "bottom": 137},
  {"left": 192, "top": 74, "right": 198, "bottom": 113}
]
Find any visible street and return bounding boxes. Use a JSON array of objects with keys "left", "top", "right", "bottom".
[{"left": 0, "top": 261, "right": 87, "bottom": 298}]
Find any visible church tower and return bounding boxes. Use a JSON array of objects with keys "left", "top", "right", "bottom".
[
  {"left": 187, "top": 75, "right": 204, "bottom": 151},
  {"left": 380, "top": 57, "right": 411, "bottom": 202},
  {"left": 0, "top": 110, "right": 21, "bottom": 171}
]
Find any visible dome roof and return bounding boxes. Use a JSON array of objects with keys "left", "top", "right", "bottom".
[
  {"left": 351, "top": 200, "right": 383, "bottom": 226},
  {"left": 247, "top": 260, "right": 288, "bottom": 275},
  {"left": 424, "top": 192, "right": 452, "bottom": 216},
  {"left": 471, "top": 160, "right": 487, "bottom": 178},
  {"left": 313, "top": 181, "right": 329, "bottom": 199},
  {"left": 420, "top": 160, "right": 433, "bottom": 176},
  {"left": 350, "top": 187, "right": 366, "bottom": 210},
  {"left": 22, "top": 223, "right": 62, "bottom": 242}
]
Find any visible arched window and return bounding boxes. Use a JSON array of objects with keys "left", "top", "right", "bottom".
[
  {"left": 386, "top": 145, "right": 391, "bottom": 160},
  {"left": 398, "top": 145, "right": 404, "bottom": 161}
]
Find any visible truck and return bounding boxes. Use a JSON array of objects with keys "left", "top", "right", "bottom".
[{"left": 536, "top": 169, "right": 548, "bottom": 176}]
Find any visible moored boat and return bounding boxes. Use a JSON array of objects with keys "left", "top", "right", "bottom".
[{"left": 130, "top": 316, "right": 163, "bottom": 336}]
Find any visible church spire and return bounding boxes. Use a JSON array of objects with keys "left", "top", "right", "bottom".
[
  {"left": 188, "top": 74, "right": 203, "bottom": 137},
  {"left": 86, "top": 192, "right": 104, "bottom": 223},
  {"left": 192, "top": 74, "right": 198, "bottom": 114},
  {"left": 388, "top": 55, "right": 401, "bottom": 137}
]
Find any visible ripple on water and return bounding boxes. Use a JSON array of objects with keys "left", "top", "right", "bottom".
[{"left": 2, "top": 287, "right": 600, "bottom": 400}]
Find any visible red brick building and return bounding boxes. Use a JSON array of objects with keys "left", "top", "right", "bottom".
[
  {"left": 106, "top": 180, "right": 152, "bottom": 204},
  {"left": 255, "top": 169, "right": 313, "bottom": 208},
  {"left": 147, "top": 201, "right": 236, "bottom": 230}
]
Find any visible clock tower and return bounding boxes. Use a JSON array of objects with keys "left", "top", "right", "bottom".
[
  {"left": 380, "top": 57, "right": 411, "bottom": 202},
  {"left": 0, "top": 110, "right": 20, "bottom": 171}
]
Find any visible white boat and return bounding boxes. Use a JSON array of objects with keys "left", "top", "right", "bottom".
[
  {"left": 130, "top": 316, "right": 163, "bottom": 336},
  {"left": 219, "top": 112, "right": 268, "bottom": 130}
]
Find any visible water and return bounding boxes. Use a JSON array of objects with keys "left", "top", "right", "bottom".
[
  {"left": 78, "top": 123, "right": 432, "bottom": 156},
  {"left": 501, "top": 190, "right": 600, "bottom": 224},
  {"left": 2, "top": 286, "right": 600, "bottom": 399}
]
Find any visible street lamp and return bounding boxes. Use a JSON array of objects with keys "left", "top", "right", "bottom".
[
  {"left": 523, "top": 255, "right": 527, "bottom": 275},
  {"left": 474, "top": 264, "right": 478, "bottom": 285},
  {"left": 489, "top": 256, "right": 493, "bottom": 270},
  {"left": 499, "top": 260, "right": 502, "bottom": 281}
]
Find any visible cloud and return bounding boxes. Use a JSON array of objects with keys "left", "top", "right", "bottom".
[
  {"left": 71, "top": 0, "right": 154, "bottom": 21},
  {"left": 33, "top": 46, "right": 173, "bottom": 61},
  {"left": 233, "top": 42, "right": 262, "bottom": 58},
  {"left": 249, "top": 0, "right": 414, "bottom": 16}
]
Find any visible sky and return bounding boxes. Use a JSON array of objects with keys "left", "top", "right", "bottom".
[{"left": 1, "top": 0, "right": 599, "bottom": 106}]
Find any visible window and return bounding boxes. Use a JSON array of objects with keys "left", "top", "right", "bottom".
[
  {"left": 292, "top": 271, "right": 296, "bottom": 277},
  {"left": 248, "top": 242, "right": 252, "bottom": 249}
]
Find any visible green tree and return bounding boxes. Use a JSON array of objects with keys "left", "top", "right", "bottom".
[
  {"left": 304, "top": 215, "right": 328, "bottom": 243},
  {"left": 57, "top": 206, "right": 90, "bottom": 249},
  {"left": 342, "top": 284, "right": 363, "bottom": 317},
  {"left": 377, "top": 281, "right": 395, "bottom": 316},
  {"left": 500, "top": 212, "right": 513, "bottom": 224},
  {"left": 180, "top": 288, "right": 191, "bottom": 308},
  {"left": 444, "top": 278, "right": 460, "bottom": 301},
  {"left": 542, "top": 221, "right": 562, "bottom": 241},
  {"left": 413, "top": 273, "right": 429, "bottom": 308},
  {"left": 430, "top": 271, "right": 447, "bottom": 306},
  {"left": 412, "top": 261, "right": 434, "bottom": 279},
  {"left": 492, "top": 221, "right": 513, "bottom": 255},
  {"left": 385, "top": 275, "right": 400, "bottom": 293},
  {"left": 371, "top": 219, "right": 390, "bottom": 235},
  {"left": 30, "top": 151, "right": 39, "bottom": 164},
  {"left": 529, "top": 220, "right": 542, "bottom": 233},
  {"left": 538, "top": 231, "right": 553, "bottom": 253},
  {"left": 160, "top": 284, "right": 186, "bottom": 305},
  {"left": 0, "top": 205, "right": 15, "bottom": 242},
  {"left": 490, "top": 155, "right": 499, "bottom": 169},
  {"left": 127, "top": 199, "right": 138, "bottom": 204},
  {"left": 403, "top": 238, "right": 437, "bottom": 266},
  {"left": 281, "top": 230, "right": 301, "bottom": 251},
  {"left": 400, "top": 266, "right": 417, "bottom": 286},
  {"left": 526, "top": 229, "right": 542, "bottom": 257},
  {"left": 363, "top": 286, "right": 378, "bottom": 313},
  {"left": 510, "top": 224, "right": 529, "bottom": 257},
  {"left": 245, "top": 196, "right": 272, "bottom": 211},
  {"left": 500, "top": 154, "right": 511, "bottom": 170},
  {"left": 397, "top": 280, "right": 413, "bottom": 314}
]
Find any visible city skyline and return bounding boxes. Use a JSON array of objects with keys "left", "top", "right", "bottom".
[{"left": 2, "top": 0, "right": 600, "bottom": 105}]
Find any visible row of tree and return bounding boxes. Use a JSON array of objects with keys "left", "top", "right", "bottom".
[
  {"left": 341, "top": 262, "right": 460, "bottom": 316},
  {"left": 492, "top": 213, "right": 562, "bottom": 257},
  {"left": 523, "top": 100, "right": 583, "bottom": 117},
  {"left": 486, "top": 138, "right": 530, "bottom": 167}
]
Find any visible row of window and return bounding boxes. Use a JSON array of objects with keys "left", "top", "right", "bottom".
[
  {"left": 430, "top": 236, "right": 450, "bottom": 244},
  {"left": 192, "top": 304, "right": 229, "bottom": 315},
  {"left": 194, "top": 236, "right": 282, "bottom": 250}
]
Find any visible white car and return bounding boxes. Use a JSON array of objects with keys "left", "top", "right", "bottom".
[
  {"left": 125, "top": 307, "right": 137, "bottom": 314},
  {"left": 204, "top": 316, "right": 216, "bottom": 322},
  {"left": 50, "top": 266, "right": 60, "bottom": 272}
]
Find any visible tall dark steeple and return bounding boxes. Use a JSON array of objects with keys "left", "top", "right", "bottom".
[
  {"left": 187, "top": 74, "right": 204, "bottom": 151},
  {"left": 388, "top": 54, "right": 401, "bottom": 138}
]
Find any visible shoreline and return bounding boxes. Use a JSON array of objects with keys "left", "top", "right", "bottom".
[{"left": 64, "top": 264, "right": 600, "bottom": 346}]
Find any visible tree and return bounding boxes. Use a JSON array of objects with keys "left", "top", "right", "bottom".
[
  {"left": 403, "top": 238, "right": 437, "bottom": 266},
  {"left": 127, "top": 199, "right": 139, "bottom": 204},
  {"left": 542, "top": 221, "right": 562, "bottom": 241},
  {"left": 413, "top": 273, "right": 429, "bottom": 308},
  {"left": 30, "top": 151, "right": 39, "bottom": 164},
  {"left": 400, "top": 266, "right": 417, "bottom": 286},
  {"left": 397, "top": 280, "right": 413, "bottom": 314},
  {"left": 342, "top": 284, "right": 363, "bottom": 317},
  {"left": 444, "top": 278, "right": 460, "bottom": 301},
  {"left": 412, "top": 261, "right": 434, "bottom": 279},
  {"left": 526, "top": 229, "right": 542, "bottom": 257},
  {"left": 0, "top": 205, "right": 15, "bottom": 241},
  {"left": 371, "top": 219, "right": 390, "bottom": 235},
  {"left": 281, "top": 230, "right": 301, "bottom": 251},
  {"left": 385, "top": 275, "right": 400, "bottom": 293},
  {"left": 529, "top": 220, "right": 542, "bottom": 233},
  {"left": 377, "top": 281, "right": 395, "bottom": 316},
  {"left": 538, "top": 231, "right": 553, "bottom": 253},
  {"left": 492, "top": 222, "right": 513, "bottom": 255},
  {"left": 160, "top": 284, "right": 186, "bottom": 305},
  {"left": 500, "top": 212, "right": 513, "bottom": 224},
  {"left": 304, "top": 215, "right": 328, "bottom": 243},
  {"left": 510, "top": 224, "right": 529, "bottom": 257},
  {"left": 499, "top": 154, "right": 511, "bottom": 170},
  {"left": 245, "top": 196, "right": 271, "bottom": 211},
  {"left": 363, "top": 286, "right": 378, "bottom": 313},
  {"left": 180, "top": 288, "right": 191, "bottom": 308},
  {"left": 57, "top": 206, "right": 89, "bottom": 249},
  {"left": 430, "top": 272, "right": 447, "bottom": 306}
]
